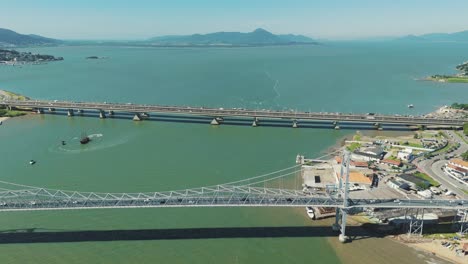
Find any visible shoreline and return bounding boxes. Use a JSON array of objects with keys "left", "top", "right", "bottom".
[{"left": 394, "top": 237, "right": 466, "bottom": 264}]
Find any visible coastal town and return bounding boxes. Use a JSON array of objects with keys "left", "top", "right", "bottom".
[
  {"left": 0, "top": 49, "right": 63, "bottom": 65},
  {"left": 298, "top": 106, "right": 468, "bottom": 262}
]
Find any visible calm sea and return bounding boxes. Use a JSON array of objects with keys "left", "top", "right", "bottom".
[{"left": 1, "top": 42, "right": 465, "bottom": 263}]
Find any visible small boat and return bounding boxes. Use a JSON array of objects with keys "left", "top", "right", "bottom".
[
  {"left": 80, "top": 132, "right": 91, "bottom": 145},
  {"left": 29, "top": 160, "right": 36, "bottom": 165},
  {"left": 408, "top": 104, "right": 414, "bottom": 108},
  {"left": 61, "top": 140, "right": 66, "bottom": 146},
  {"left": 306, "top": 207, "right": 315, "bottom": 220}
]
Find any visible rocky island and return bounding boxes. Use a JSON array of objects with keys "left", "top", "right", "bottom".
[
  {"left": 0, "top": 49, "right": 63, "bottom": 65},
  {"left": 428, "top": 61, "right": 468, "bottom": 83}
]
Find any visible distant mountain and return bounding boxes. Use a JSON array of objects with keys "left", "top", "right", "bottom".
[
  {"left": 148, "top": 28, "right": 316, "bottom": 46},
  {"left": 398, "top": 30, "right": 468, "bottom": 42},
  {"left": 0, "top": 28, "right": 61, "bottom": 46}
]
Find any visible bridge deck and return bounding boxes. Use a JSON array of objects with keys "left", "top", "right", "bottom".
[{"left": 2, "top": 100, "right": 466, "bottom": 126}]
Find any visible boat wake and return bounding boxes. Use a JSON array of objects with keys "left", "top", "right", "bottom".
[
  {"left": 48, "top": 133, "right": 131, "bottom": 154},
  {"left": 88, "top": 133, "right": 103, "bottom": 138}
]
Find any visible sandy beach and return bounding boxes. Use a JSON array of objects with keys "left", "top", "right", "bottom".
[
  {"left": 406, "top": 240, "right": 467, "bottom": 264},
  {"left": 0, "top": 116, "right": 10, "bottom": 123}
]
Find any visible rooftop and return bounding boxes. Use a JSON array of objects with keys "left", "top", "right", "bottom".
[{"left": 449, "top": 158, "right": 468, "bottom": 168}]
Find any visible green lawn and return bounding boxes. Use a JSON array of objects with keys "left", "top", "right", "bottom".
[
  {"left": 446, "top": 77, "right": 468, "bottom": 83},
  {"left": 346, "top": 142, "right": 361, "bottom": 152},
  {"left": 408, "top": 142, "right": 424, "bottom": 148},
  {"left": 414, "top": 172, "right": 440, "bottom": 187}
]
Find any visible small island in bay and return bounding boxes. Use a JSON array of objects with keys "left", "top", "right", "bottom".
[
  {"left": 427, "top": 61, "right": 468, "bottom": 83},
  {"left": 86, "top": 56, "right": 109, "bottom": 60},
  {"left": 0, "top": 49, "right": 63, "bottom": 65}
]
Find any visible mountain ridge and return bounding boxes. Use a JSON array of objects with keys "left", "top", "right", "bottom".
[
  {"left": 147, "top": 28, "right": 317, "bottom": 46},
  {"left": 0, "top": 28, "right": 61, "bottom": 46},
  {"left": 398, "top": 30, "right": 468, "bottom": 42}
]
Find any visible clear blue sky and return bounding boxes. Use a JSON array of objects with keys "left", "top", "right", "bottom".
[{"left": 2, "top": 0, "right": 468, "bottom": 40}]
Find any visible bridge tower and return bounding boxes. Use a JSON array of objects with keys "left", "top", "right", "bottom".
[
  {"left": 332, "top": 150, "right": 351, "bottom": 243},
  {"left": 455, "top": 210, "right": 468, "bottom": 236},
  {"left": 406, "top": 208, "right": 425, "bottom": 237}
]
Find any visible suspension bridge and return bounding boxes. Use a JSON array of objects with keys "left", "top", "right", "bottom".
[{"left": 1, "top": 151, "right": 467, "bottom": 243}]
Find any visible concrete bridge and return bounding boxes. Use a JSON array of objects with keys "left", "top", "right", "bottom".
[{"left": 2, "top": 99, "right": 466, "bottom": 129}]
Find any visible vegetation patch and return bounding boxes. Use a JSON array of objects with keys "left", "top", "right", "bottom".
[
  {"left": 413, "top": 172, "right": 440, "bottom": 187},
  {"left": 0, "top": 109, "right": 27, "bottom": 117},
  {"left": 462, "top": 150, "right": 468, "bottom": 161},
  {"left": 346, "top": 142, "right": 361, "bottom": 152}
]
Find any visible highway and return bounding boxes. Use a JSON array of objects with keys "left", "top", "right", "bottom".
[
  {"left": 2, "top": 99, "right": 467, "bottom": 126},
  {"left": 414, "top": 130, "right": 468, "bottom": 198}
]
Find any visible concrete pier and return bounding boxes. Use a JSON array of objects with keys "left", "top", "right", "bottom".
[
  {"left": 36, "top": 109, "right": 44, "bottom": 114},
  {"left": 48, "top": 108, "right": 55, "bottom": 112},
  {"left": 108, "top": 110, "right": 114, "bottom": 117},
  {"left": 99, "top": 110, "right": 106, "bottom": 119},
  {"left": 292, "top": 120, "right": 298, "bottom": 128},
  {"left": 77, "top": 109, "right": 83, "bottom": 115},
  {"left": 210, "top": 118, "right": 220, "bottom": 125},
  {"left": 133, "top": 114, "right": 141, "bottom": 121},
  {"left": 252, "top": 118, "right": 259, "bottom": 127},
  {"left": 67, "top": 109, "right": 74, "bottom": 117},
  {"left": 333, "top": 121, "right": 339, "bottom": 129}
]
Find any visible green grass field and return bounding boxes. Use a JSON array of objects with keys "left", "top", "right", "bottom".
[
  {"left": 446, "top": 77, "right": 468, "bottom": 83},
  {"left": 414, "top": 172, "right": 440, "bottom": 187},
  {"left": 346, "top": 142, "right": 361, "bottom": 152}
]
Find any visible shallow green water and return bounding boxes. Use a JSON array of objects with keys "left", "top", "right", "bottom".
[{"left": 1, "top": 43, "right": 465, "bottom": 263}]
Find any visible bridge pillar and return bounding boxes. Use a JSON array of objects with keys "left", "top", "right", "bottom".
[
  {"left": 374, "top": 123, "right": 383, "bottom": 131},
  {"left": 292, "top": 120, "right": 298, "bottom": 128},
  {"left": 36, "top": 108, "right": 44, "bottom": 114},
  {"left": 333, "top": 121, "right": 340, "bottom": 130},
  {"left": 333, "top": 150, "right": 351, "bottom": 243},
  {"left": 211, "top": 118, "right": 220, "bottom": 125},
  {"left": 108, "top": 110, "right": 114, "bottom": 117},
  {"left": 455, "top": 210, "right": 468, "bottom": 236},
  {"left": 77, "top": 109, "right": 83, "bottom": 115},
  {"left": 99, "top": 110, "right": 106, "bottom": 119},
  {"left": 67, "top": 109, "right": 74, "bottom": 117},
  {"left": 48, "top": 107, "right": 55, "bottom": 112},
  {"left": 407, "top": 208, "right": 425, "bottom": 237},
  {"left": 252, "top": 117, "right": 259, "bottom": 127},
  {"left": 133, "top": 113, "right": 142, "bottom": 121}
]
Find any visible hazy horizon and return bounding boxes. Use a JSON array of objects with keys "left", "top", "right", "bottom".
[{"left": 2, "top": 0, "right": 468, "bottom": 40}]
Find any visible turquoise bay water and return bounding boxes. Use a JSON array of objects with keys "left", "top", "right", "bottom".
[{"left": 1, "top": 42, "right": 466, "bottom": 263}]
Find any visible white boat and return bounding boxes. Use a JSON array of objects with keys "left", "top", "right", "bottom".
[
  {"left": 29, "top": 160, "right": 36, "bottom": 165},
  {"left": 306, "top": 207, "right": 315, "bottom": 220},
  {"left": 408, "top": 104, "right": 414, "bottom": 108}
]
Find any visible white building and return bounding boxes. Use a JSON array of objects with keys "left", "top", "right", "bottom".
[{"left": 397, "top": 148, "right": 413, "bottom": 161}]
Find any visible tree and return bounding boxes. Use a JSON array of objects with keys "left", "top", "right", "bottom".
[{"left": 462, "top": 150, "right": 468, "bottom": 161}]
